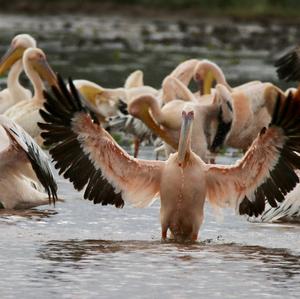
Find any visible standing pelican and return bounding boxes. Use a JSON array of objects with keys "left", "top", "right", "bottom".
[
  {"left": 0, "top": 115, "right": 57, "bottom": 209},
  {"left": 129, "top": 82, "right": 233, "bottom": 160},
  {"left": 0, "top": 34, "right": 36, "bottom": 113},
  {"left": 3, "top": 47, "right": 57, "bottom": 140},
  {"left": 39, "top": 76, "right": 300, "bottom": 241},
  {"left": 163, "top": 60, "right": 283, "bottom": 153},
  {"left": 73, "top": 71, "right": 158, "bottom": 157},
  {"left": 73, "top": 73, "right": 158, "bottom": 120}
]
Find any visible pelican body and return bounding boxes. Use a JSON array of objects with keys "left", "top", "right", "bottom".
[{"left": 0, "top": 115, "right": 57, "bottom": 209}]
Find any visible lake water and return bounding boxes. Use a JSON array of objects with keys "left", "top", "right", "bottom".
[{"left": 0, "top": 14, "right": 300, "bottom": 299}]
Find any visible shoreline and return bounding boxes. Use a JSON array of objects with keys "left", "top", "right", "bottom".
[{"left": 1, "top": 1, "right": 300, "bottom": 23}]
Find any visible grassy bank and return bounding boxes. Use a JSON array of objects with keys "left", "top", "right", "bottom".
[{"left": 1, "top": 0, "right": 300, "bottom": 19}]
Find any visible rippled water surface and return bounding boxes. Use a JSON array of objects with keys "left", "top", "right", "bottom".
[
  {"left": 1, "top": 150, "right": 300, "bottom": 299},
  {"left": 0, "top": 14, "right": 300, "bottom": 299}
]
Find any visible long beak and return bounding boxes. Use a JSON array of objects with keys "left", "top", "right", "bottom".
[
  {"left": 178, "top": 111, "right": 193, "bottom": 165},
  {"left": 129, "top": 99, "right": 178, "bottom": 150},
  {"left": 33, "top": 57, "right": 58, "bottom": 88},
  {"left": 0, "top": 46, "right": 25, "bottom": 74},
  {"left": 203, "top": 70, "right": 215, "bottom": 95},
  {"left": 78, "top": 85, "right": 104, "bottom": 106}
]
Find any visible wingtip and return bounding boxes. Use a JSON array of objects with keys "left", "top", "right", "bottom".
[{"left": 275, "top": 47, "right": 300, "bottom": 82}]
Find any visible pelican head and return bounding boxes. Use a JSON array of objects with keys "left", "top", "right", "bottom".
[
  {"left": 0, "top": 34, "right": 36, "bottom": 74},
  {"left": 193, "top": 59, "right": 227, "bottom": 95},
  {"left": 178, "top": 105, "right": 194, "bottom": 166},
  {"left": 73, "top": 80, "right": 125, "bottom": 118},
  {"left": 23, "top": 48, "right": 57, "bottom": 87}
]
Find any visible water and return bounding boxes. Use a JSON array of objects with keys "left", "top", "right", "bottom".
[
  {"left": 1, "top": 149, "right": 300, "bottom": 299},
  {"left": 0, "top": 14, "right": 300, "bottom": 299}
]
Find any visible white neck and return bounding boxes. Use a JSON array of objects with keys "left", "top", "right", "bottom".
[
  {"left": 7, "top": 60, "right": 30, "bottom": 102},
  {"left": 209, "top": 63, "right": 231, "bottom": 90},
  {"left": 23, "top": 61, "right": 44, "bottom": 101}
]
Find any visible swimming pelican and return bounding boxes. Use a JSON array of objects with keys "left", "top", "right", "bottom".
[
  {"left": 0, "top": 34, "right": 36, "bottom": 113},
  {"left": 39, "top": 76, "right": 300, "bottom": 241},
  {"left": 0, "top": 115, "right": 57, "bottom": 209},
  {"left": 3, "top": 47, "right": 57, "bottom": 140}
]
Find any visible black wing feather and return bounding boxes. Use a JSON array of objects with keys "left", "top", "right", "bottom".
[
  {"left": 239, "top": 92, "right": 300, "bottom": 216},
  {"left": 39, "top": 74, "right": 124, "bottom": 208},
  {"left": 275, "top": 47, "right": 300, "bottom": 82},
  {"left": 4, "top": 123, "right": 57, "bottom": 204}
]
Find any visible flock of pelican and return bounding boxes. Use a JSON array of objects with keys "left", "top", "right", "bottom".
[{"left": 1, "top": 33, "right": 300, "bottom": 241}]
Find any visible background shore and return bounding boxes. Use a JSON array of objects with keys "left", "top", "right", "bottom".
[{"left": 1, "top": 0, "right": 300, "bottom": 21}]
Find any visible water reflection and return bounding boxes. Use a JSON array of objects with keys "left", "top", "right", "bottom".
[
  {"left": 0, "top": 208, "right": 57, "bottom": 221},
  {"left": 38, "top": 239, "right": 300, "bottom": 284}
]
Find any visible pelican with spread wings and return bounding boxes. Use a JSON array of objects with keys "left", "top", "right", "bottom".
[{"left": 39, "top": 75, "right": 300, "bottom": 241}]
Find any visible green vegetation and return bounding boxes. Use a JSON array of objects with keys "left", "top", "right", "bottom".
[{"left": 1, "top": 0, "right": 300, "bottom": 18}]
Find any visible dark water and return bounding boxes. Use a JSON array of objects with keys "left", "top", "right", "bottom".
[{"left": 0, "top": 14, "right": 300, "bottom": 299}]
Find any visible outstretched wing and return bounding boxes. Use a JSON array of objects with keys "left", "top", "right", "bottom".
[
  {"left": 275, "top": 46, "right": 300, "bottom": 81},
  {"left": 39, "top": 75, "right": 164, "bottom": 208},
  {"left": 0, "top": 115, "right": 57, "bottom": 204},
  {"left": 205, "top": 92, "right": 300, "bottom": 217}
]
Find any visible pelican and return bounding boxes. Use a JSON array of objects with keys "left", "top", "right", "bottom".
[
  {"left": 3, "top": 47, "right": 57, "bottom": 140},
  {"left": 39, "top": 76, "right": 300, "bottom": 241},
  {"left": 73, "top": 71, "right": 158, "bottom": 120},
  {"left": 0, "top": 34, "right": 36, "bottom": 113},
  {"left": 0, "top": 115, "right": 57, "bottom": 209},
  {"left": 192, "top": 59, "right": 261, "bottom": 95},
  {"left": 162, "top": 60, "right": 283, "bottom": 153},
  {"left": 74, "top": 70, "right": 158, "bottom": 157},
  {"left": 129, "top": 81, "right": 233, "bottom": 160},
  {"left": 205, "top": 80, "right": 285, "bottom": 153}
]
